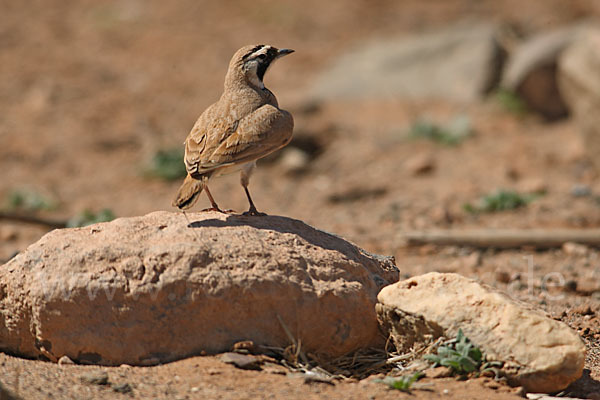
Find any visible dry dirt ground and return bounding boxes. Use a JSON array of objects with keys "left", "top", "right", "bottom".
[{"left": 2, "top": 0, "right": 600, "bottom": 399}]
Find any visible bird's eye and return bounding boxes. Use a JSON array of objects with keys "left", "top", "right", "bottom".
[{"left": 257, "top": 54, "right": 266, "bottom": 60}]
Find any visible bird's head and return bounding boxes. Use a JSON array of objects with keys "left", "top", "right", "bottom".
[{"left": 226, "top": 44, "right": 294, "bottom": 90}]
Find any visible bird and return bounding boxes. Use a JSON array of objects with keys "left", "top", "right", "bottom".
[{"left": 172, "top": 44, "right": 294, "bottom": 216}]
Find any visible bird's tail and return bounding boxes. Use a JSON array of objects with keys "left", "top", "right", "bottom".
[{"left": 172, "top": 174, "right": 203, "bottom": 210}]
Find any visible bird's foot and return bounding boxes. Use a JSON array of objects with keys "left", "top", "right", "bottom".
[{"left": 242, "top": 207, "right": 266, "bottom": 217}]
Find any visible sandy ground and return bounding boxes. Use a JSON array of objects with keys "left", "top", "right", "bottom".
[{"left": 2, "top": 0, "right": 600, "bottom": 398}]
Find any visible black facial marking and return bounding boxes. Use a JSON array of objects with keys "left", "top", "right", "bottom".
[
  {"left": 242, "top": 45, "right": 265, "bottom": 61},
  {"left": 256, "top": 47, "right": 279, "bottom": 81}
]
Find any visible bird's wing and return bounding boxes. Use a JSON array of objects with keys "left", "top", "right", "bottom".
[
  {"left": 183, "top": 102, "right": 239, "bottom": 177},
  {"left": 186, "top": 104, "right": 293, "bottom": 176}
]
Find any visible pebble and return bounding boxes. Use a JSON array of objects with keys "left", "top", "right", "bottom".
[
  {"left": 58, "top": 355, "right": 74, "bottom": 365},
  {"left": 80, "top": 370, "right": 109, "bottom": 385},
  {"left": 495, "top": 269, "right": 511, "bottom": 284},
  {"left": 570, "top": 184, "right": 591, "bottom": 197},
  {"left": 562, "top": 242, "right": 589, "bottom": 256},
  {"left": 405, "top": 153, "right": 435, "bottom": 175},
  {"left": 424, "top": 366, "right": 452, "bottom": 379},
  {"left": 112, "top": 382, "right": 132, "bottom": 393}
]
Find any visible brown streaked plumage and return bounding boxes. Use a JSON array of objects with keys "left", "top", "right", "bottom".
[{"left": 172, "top": 44, "right": 294, "bottom": 215}]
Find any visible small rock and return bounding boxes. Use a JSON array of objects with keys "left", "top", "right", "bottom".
[
  {"left": 405, "top": 153, "right": 435, "bottom": 175},
  {"left": 112, "top": 382, "right": 132, "bottom": 394},
  {"left": 495, "top": 269, "right": 511, "bottom": 284},
  {"left": 80, "top": 370, "right": 109, "bottom": 385},
  {"left": 572, "top": 304, "right": 595, "bottom": 316},
  {"left": 513, "top": 386, "right": 527, "bottom": 397},
  {"left": 58, "top": 355, "right": 75, "bottom": 365},
  {"left": 563, "top": 280, "right": 578, "bottom": 293},
  {"left": 563, "top": 242, "right": 589, "bottom": 256},
  {"left": 0, "top": 227, "right": 18, "bottom": 242},
  {"left": 220, "top": 352, "right": 262, "bottom": 370},
  {"left": 377, "top": 272, "right": 586, "bottom": 393},
  {"left": 262, "top": 362, "right": 287, "bottom": 375},
  {"left": 517, "top": 178, "right": 548, "bottom": 194},
  {"left": 502, "top": 24, "right": 587, "bottom": 120},
  {"left": 232, "top": 340, "right": 255, "bottom": 353},
  {"left": 559, "top": 26, "right": 600, "bottom": 172},
  {"left": 279, "top": 147, "right": 310, "bottom": 174},
  {"left": 570, "top": 184, "right": 592, "bottom": 197},
  {"left": 484, "top": 380, "right": 501, "bottom": 390},
  {"left": 424, "top": 366, "right": 452, "bottom": 379}
]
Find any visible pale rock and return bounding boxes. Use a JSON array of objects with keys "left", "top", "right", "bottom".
[
  {"left": 502, "top": 24, "right": 588, "bottom": 120},
  {"left": 376, "top": 272, "right": 585, "bottom": 393},
  {"left": 58, "top": 355, "right": 75, "bottom": 365},
  {"left": 278, "top": 147, "right": 310, "bottom": 175},
  {"left": 311, "top": 24, "right": 502, "bottom": 102},
  {"left": 0, "top": 211, "right": 398, "bottom": 366},
  {"left": 404, "top": 153, "right": 435, "bottom": 176},
  {"left": 562, "top": 241, "right": 589, "bottom": 257},
  {"left": 558, "top": 26, "right": 600, "bottom": 171}
]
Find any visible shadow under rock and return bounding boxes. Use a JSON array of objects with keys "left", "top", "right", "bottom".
[
  {"left": 561, "top": 369, "right": 600, "bottom": 398},
  {"left": 188, "top": 213, "right": 396, "bottom": 271}
]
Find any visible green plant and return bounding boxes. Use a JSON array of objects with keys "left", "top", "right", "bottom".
[
  {"left": 67, "top": 209, "right": 116, "bottom": 228},
  {"left": 408, "top": 115, "right": 472, "bottom": 146},
  {"left": 145, "top": 148, "right": 186, "bottom": 181},
  {"left": 463, "top": 189, "right": 538, "bottom": 213},
  {"left": 4, "top": 190, "right": 57, "bottom": 212},
  {"left": 494, "top": 88, "right": 528, "bottom": 115},
  {"left": 376, "top": 372, "right": 423, "bottom": 392},
  {"left": 424, "top": 329, "right": 483, "bottom": 375}
]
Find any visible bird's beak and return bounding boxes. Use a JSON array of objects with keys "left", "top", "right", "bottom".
[{"left": 277, "top": 48, "right": 294, "bottom": 58}]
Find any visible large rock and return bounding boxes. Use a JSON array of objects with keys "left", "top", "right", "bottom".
[
  {"left": 310, "top": 24, "right": 503, "bottom": 102},
  {"left": 0, "top": 211, "right": 398, "bottom": 366},
  {"left": 377, "top": 272, "right": 585, "bottom": 393},
  {"left": 558, "top": 26, "right": 600, "bottom": 172},
  {"left": 501, "top": 25, "right": 588, "bottom": 120}
]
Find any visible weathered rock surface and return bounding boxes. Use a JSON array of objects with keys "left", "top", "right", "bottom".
[
  {"left": 0, "top": 211, "right": 398, "bottom": 366},
  {"left": 311, "top": 24, "right": 503, "bottom": 102},
  {"left": 376, "top": 272, "right": 585, "bottom": 393},
  {"left": 501, "top": 24, "right": 588, "bottom": 120},
  {"left": 558, "top": 26, "right": 600, "bottom": 172}
]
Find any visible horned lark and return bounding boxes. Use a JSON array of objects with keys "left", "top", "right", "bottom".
[{"left": 172, "top": 44, "right": 294, "bottom": 215}]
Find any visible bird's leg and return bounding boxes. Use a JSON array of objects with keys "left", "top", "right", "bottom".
[
  {"left": 242, "top": 187, "right": 265, "bottom": 216},
  {"left": 201, "top": 184, "right": 224, "bottom": 213},
  {"left": 240, "top": 162, "right": 265, "bottom": 216}
]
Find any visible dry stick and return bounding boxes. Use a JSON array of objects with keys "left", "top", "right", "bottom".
[
  {"left": 0, "top": 211, "right": 66, "bottom": 229},
  {"left": 402, "top": 229, "right": 600, "bottom": 249},
  {"left": 276, "top": 314, "right": 310, "bottom": 366}
]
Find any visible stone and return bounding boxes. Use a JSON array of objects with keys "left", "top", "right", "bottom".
[
  {"left": 404, "top": 153, "right": 435, "bottom": 176},
  {"left": 112, "top": 382, "right": 133, "bottom": 394},
  {"left": 80, "top": 370, "right": 109, "bottom": 385},
  {"left": 558, "top": 26, "right": 600, "bottom": 172},
  {"left": 501, "top": 25, "right": 588, "bottom": 120},
  {"left": 311, "top": 24, "right": 503, "bottom": 102},
  {"left": 562, "top": 242, "right": 589, "bottom": 256},
  {"left": 58, "top": 355, "right": 75, "bottom": 365},
  {"left": 220, "top": 352, "right": 262, "bottom": 371},
  {"left": 376, "top": 272, "right": 585, "bottom": 393},
  {"left": 278, "top": 147, "right": 310, "bottom": 175},
  {"left": 424, "top": 366, "right": 453, "bottom": 379},
  {"left": 0, "top": 211, "right": 398, "bottom": 366},
  {"left": 570, "top": 184, "right": 592, "bottom": 198}
]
